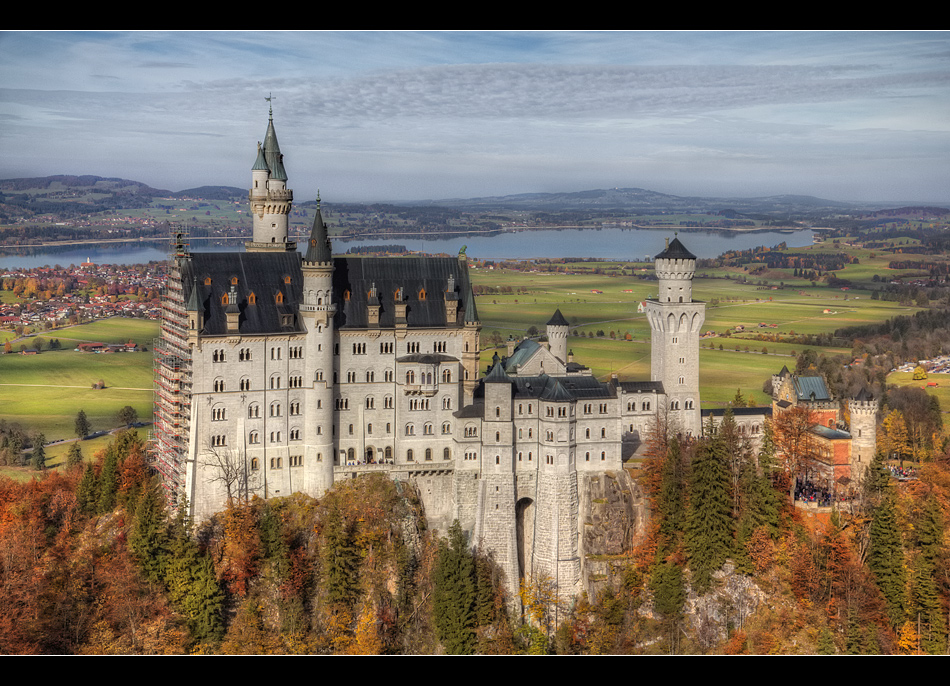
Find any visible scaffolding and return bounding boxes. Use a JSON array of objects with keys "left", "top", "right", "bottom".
[{"left": 150, "top": 232, "right": 193, "bottom": 512}]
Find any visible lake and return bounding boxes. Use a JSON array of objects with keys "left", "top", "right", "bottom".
[{"left": 0, "top": 227, "right": 815, "bottom": 269}]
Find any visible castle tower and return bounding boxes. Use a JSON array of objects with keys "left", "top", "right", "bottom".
[
  {"left": 546, "top": 309, "right": 569, "bottom": 365},
  {"left": 848, "top": 390, "right": 877, "bottom": 486},
  {"left": 646, "top": 236, "right": 705, "bottom": 436},
  {"left": 247, "top": 103, "right": 296, "bottom": 252},
  {"left": 301, "top": 196, "right": 336, "bottom": 495}
]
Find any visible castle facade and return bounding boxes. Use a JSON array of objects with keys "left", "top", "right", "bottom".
[{"left": 151, "top": 109, "right": 745, "bottom": 600}]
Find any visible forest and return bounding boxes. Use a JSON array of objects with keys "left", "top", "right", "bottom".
[{"left": 1, "top": 416, "right": 947, "bottom": 654}]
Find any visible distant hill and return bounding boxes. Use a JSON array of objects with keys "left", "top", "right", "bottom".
[
  {"left": 174, "top": 186, "right": 246, "bottom": 201},
  {"left": 416, "top": 188, "right": 863, "bottom": 215}
]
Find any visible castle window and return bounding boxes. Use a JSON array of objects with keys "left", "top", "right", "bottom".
[
  {"left": 211, "top": 435, "right": 226, "bottom": 447},
  {"left": 366, "top": 397, "right": 375, "bottom": 409},
  {"left": 349, "top": 424, "right": 354, "bottom": 435},
  {"left": 213, "top": 378, "right": 225, "bottom": 393},
  {"left": 270, "top": 403, "right": 281, "bottom": 417},
  {"left": 367, "top": 423, "right": 373, "bottom": 435},
  {"left": 211, "top": 406, "right": 226, "bottom": 421},
  {"left": 213, "top": 349, "right": 226, "bottom": 363},
  {"left": 496, "top": 431, "right": 501, "bottom": 442},
  {"left": 424, "top": 423, "right": 434, "bottom": 436},
  {"left": 251, "top": 457, "right": 259, "bottom": 470},
  {"left": 239, "top": 377, "right": 251, "bottom": 391},
  {"left": 442, "top": 397, "right": 452, "bottom": 410},
  {"left": 316, "top": 371, "right": 324, "bottom": 382},
  {"left": 642, "top": 401, "right": 651, "bottom": 411},
  {"left": 442, "top": 422, "right": 452, "bottom": 434},
  {"left": 601, "top": 452, "right": 606, "bottom": 461},
  {"left": 269, "top": 431, "right": 281, "bottom": 443},
  {"left": 442, "top": 369, "right": 452, "bottom": 383},
  {"left": 685, "top": 400, "right": 694, "bottom": 410},
  {"left": 585, "top": 428, "right": 590, "bottom": 439},
  {"left": 406, "top": 371, "right": 415, "bottom": 385},
  {"left": 385, "top": 447, "right": 393, "bottom": 462},
  {"left": 406, "top": 424, "right": 415, "bottom": 436},
  {"left": 407, "top": 449, "right": 414, "bottom": 462},
  {"left": 425, "top": 448, "right": 432, "bottom": 461},
  {"left": 270, "top": 457, "right": 282, "bottom": 468},
  {"left": 384, "top": 396, "right": 394, "bottom": 409},
  {"left": 249, "top": 431, "right": 259, "bottom": 444},
  {"left": 585, "top": 452, "right": 591, "bottom": 462},
  {"left": 248, "top": 404, "right": 260, "bottom": 418},
  {"left": 444, "top": 447, "right": 451, "bottom": 461},
  {"left": 496, "top": 406, "right": 501, "bottom": 418},
  {"left": 290, "top": 455, "right": 303, "bottom": 467},
  {"left": 385, "top": 370, "right": 393, "bottom": 382},
  {"left": 270, "top": 376, "right": 281, "bottom": 389},
  {"left": 290, "top": 401, "right": 300, "bottom": 416},
  {"left": 366, "top": 371, "right": 375, "bottom": 383},
  {"left": 290, "top": 428, "right": 300, "bottom": 441}
]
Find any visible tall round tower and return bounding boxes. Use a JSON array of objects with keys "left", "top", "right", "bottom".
[
  {"left": 646, "top": 236, "right": 705, "bottom": 436},
  {"left": 301, "top": 197, "right": 336, "bottom": 495},
  {"left": 848, "top": 390, "right": 877, "bottom": 486},
  {"left": 247, "top": 103, "right": 296, "bottom": 251},
  {"left": 546, "top": 309, "right": 569, "bottom": 365}
]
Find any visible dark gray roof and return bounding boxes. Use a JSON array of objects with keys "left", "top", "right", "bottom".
[
  {"left": 547, "top": 309, "right": 570, "bottom": 327},
  {"left": 180, "top": 251, "right": 304, "bottom": 336},
  {"left": 333, "top": 256, "right": 475, "bottom": 329},
  {"left": 474, "top": 372, "right": 614, "bottom": 402},
  {"left": 655, "top": 236, "right": 696, "bottom": 261},
  {"left": 304, "top": 201, "right": 332, "bottom": 263},
  {"left": 702, "top": 406, "right": 773, "bottom": 418},
  {"left": 618, "top": 380, "right": 665, "bottom": 394}
]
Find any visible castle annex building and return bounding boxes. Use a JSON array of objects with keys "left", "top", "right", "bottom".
[{"left": 154, "top": 109, "right": 735, "bottom": 599}]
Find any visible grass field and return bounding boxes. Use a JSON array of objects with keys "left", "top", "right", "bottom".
[
  {"left": 0, "top": 319, "right": 158, "bottom": 441},
  {"left": 470, "top": 249, "right": 922, "bottom": 410}
]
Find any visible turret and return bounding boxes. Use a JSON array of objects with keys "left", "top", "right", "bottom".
[
  {"left": 848, "top": 390, "right": 877, "bottom": 484},
  {"left": 646, "top": 236, "right": 705, "bottom": 437},
  {"left": 546, "top": 309, "right": 569, "bottom": 365},
  {"left": 247, "top": 103, "right": 295, "bottom": 252}
]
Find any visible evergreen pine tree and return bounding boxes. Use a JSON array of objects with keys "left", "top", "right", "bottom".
[
  {"left": 76, "top": 462, "right": 99, "bottom": 516},
  {"left": 686, "top": 433, "right": 734, "bottom": 592},
  {"left": 30, "top": 432, "right": 46, "bottom": 471},
  {"left": 432, "top": 520, "right": 477, "bottom": 654},
  {"left": 323, "top": 505, "right": 360, "bottom": 608},
  {"left": 868, "top": 491, "right": 906, "bottom": 628},
  {"left": 165, "top": 509, "right": 225, "bottom": 644},
  {"left": 75, "top": 409, "right": 90, "bottom": 439},
  {"left": 656, "top": 437, "right": 686, "bottom": 559},
  {"left": 128, "top": 479, "right": 171, "bottom": 585},
  {"left": 97, "top": 445, "right": 120, "bottom": 513},
  {"left": 66, "top": 441, "right": 84, "bottom": 469}
]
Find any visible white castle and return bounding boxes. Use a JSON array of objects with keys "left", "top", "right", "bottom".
[{"left": 152, "top": 107, "right": 712, "bottom": 600}]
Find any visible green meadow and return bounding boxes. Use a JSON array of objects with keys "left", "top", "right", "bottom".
[
  {"left": 0, "top": 319, "right": 158, "bottom": 441},
  {"left": 471, "top": 243, "right": 923, "bottom": 410}
]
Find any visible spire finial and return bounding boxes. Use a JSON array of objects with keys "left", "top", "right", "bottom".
[{"left": 265, "top": 93, "right": 274, "bottom": 119}]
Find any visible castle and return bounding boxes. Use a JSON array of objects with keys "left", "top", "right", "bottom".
[{"left": 152, "top": 107, "right": 869, "bottom": 601}]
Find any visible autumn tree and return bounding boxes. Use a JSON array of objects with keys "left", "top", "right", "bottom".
[{"left": 772, "top": 405, "right": 817, "bottom": 502}]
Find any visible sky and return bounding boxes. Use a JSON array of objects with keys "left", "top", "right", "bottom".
[{"left": 1, "top": 30, "right": 948, "bottom": 204}]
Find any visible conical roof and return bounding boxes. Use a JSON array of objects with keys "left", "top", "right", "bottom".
[
  {"left": 261, "top": 105, "right": 287, "bottom": 181},
  {"left": 547, "top": 308, "right": 569, "bottom": 327},
  {"left": 655, "top": 236, "right": 696, "bottom": 261},
  {"left": 305, "top": 197, "right": 332, "bottom": 263}
]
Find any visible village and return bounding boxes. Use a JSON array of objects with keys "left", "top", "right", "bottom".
[{"left": 0, "top": 259, "right": 163, "bottom": 345}]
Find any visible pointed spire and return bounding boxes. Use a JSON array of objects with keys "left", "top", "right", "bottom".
[
  {"left": 305, "top": 192, "right": 332, "bottom": 263},
  {"left": 262, "top": 100, "right": 287, "bottom": 181}
]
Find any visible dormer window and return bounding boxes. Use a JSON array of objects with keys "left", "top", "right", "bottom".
[
  {"left": 204, "top": 277, "right": 212, "bottom": 286},
  {"left": 248, "top": 292, "right": 256, "bottom": 305},
  {"left": 275, "top": 292, "right": 284, "bottom": 304}
]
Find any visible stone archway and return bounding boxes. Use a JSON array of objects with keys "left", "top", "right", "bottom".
[{"left": 516, "top": 497, "right": 535, "bottom": 582}]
